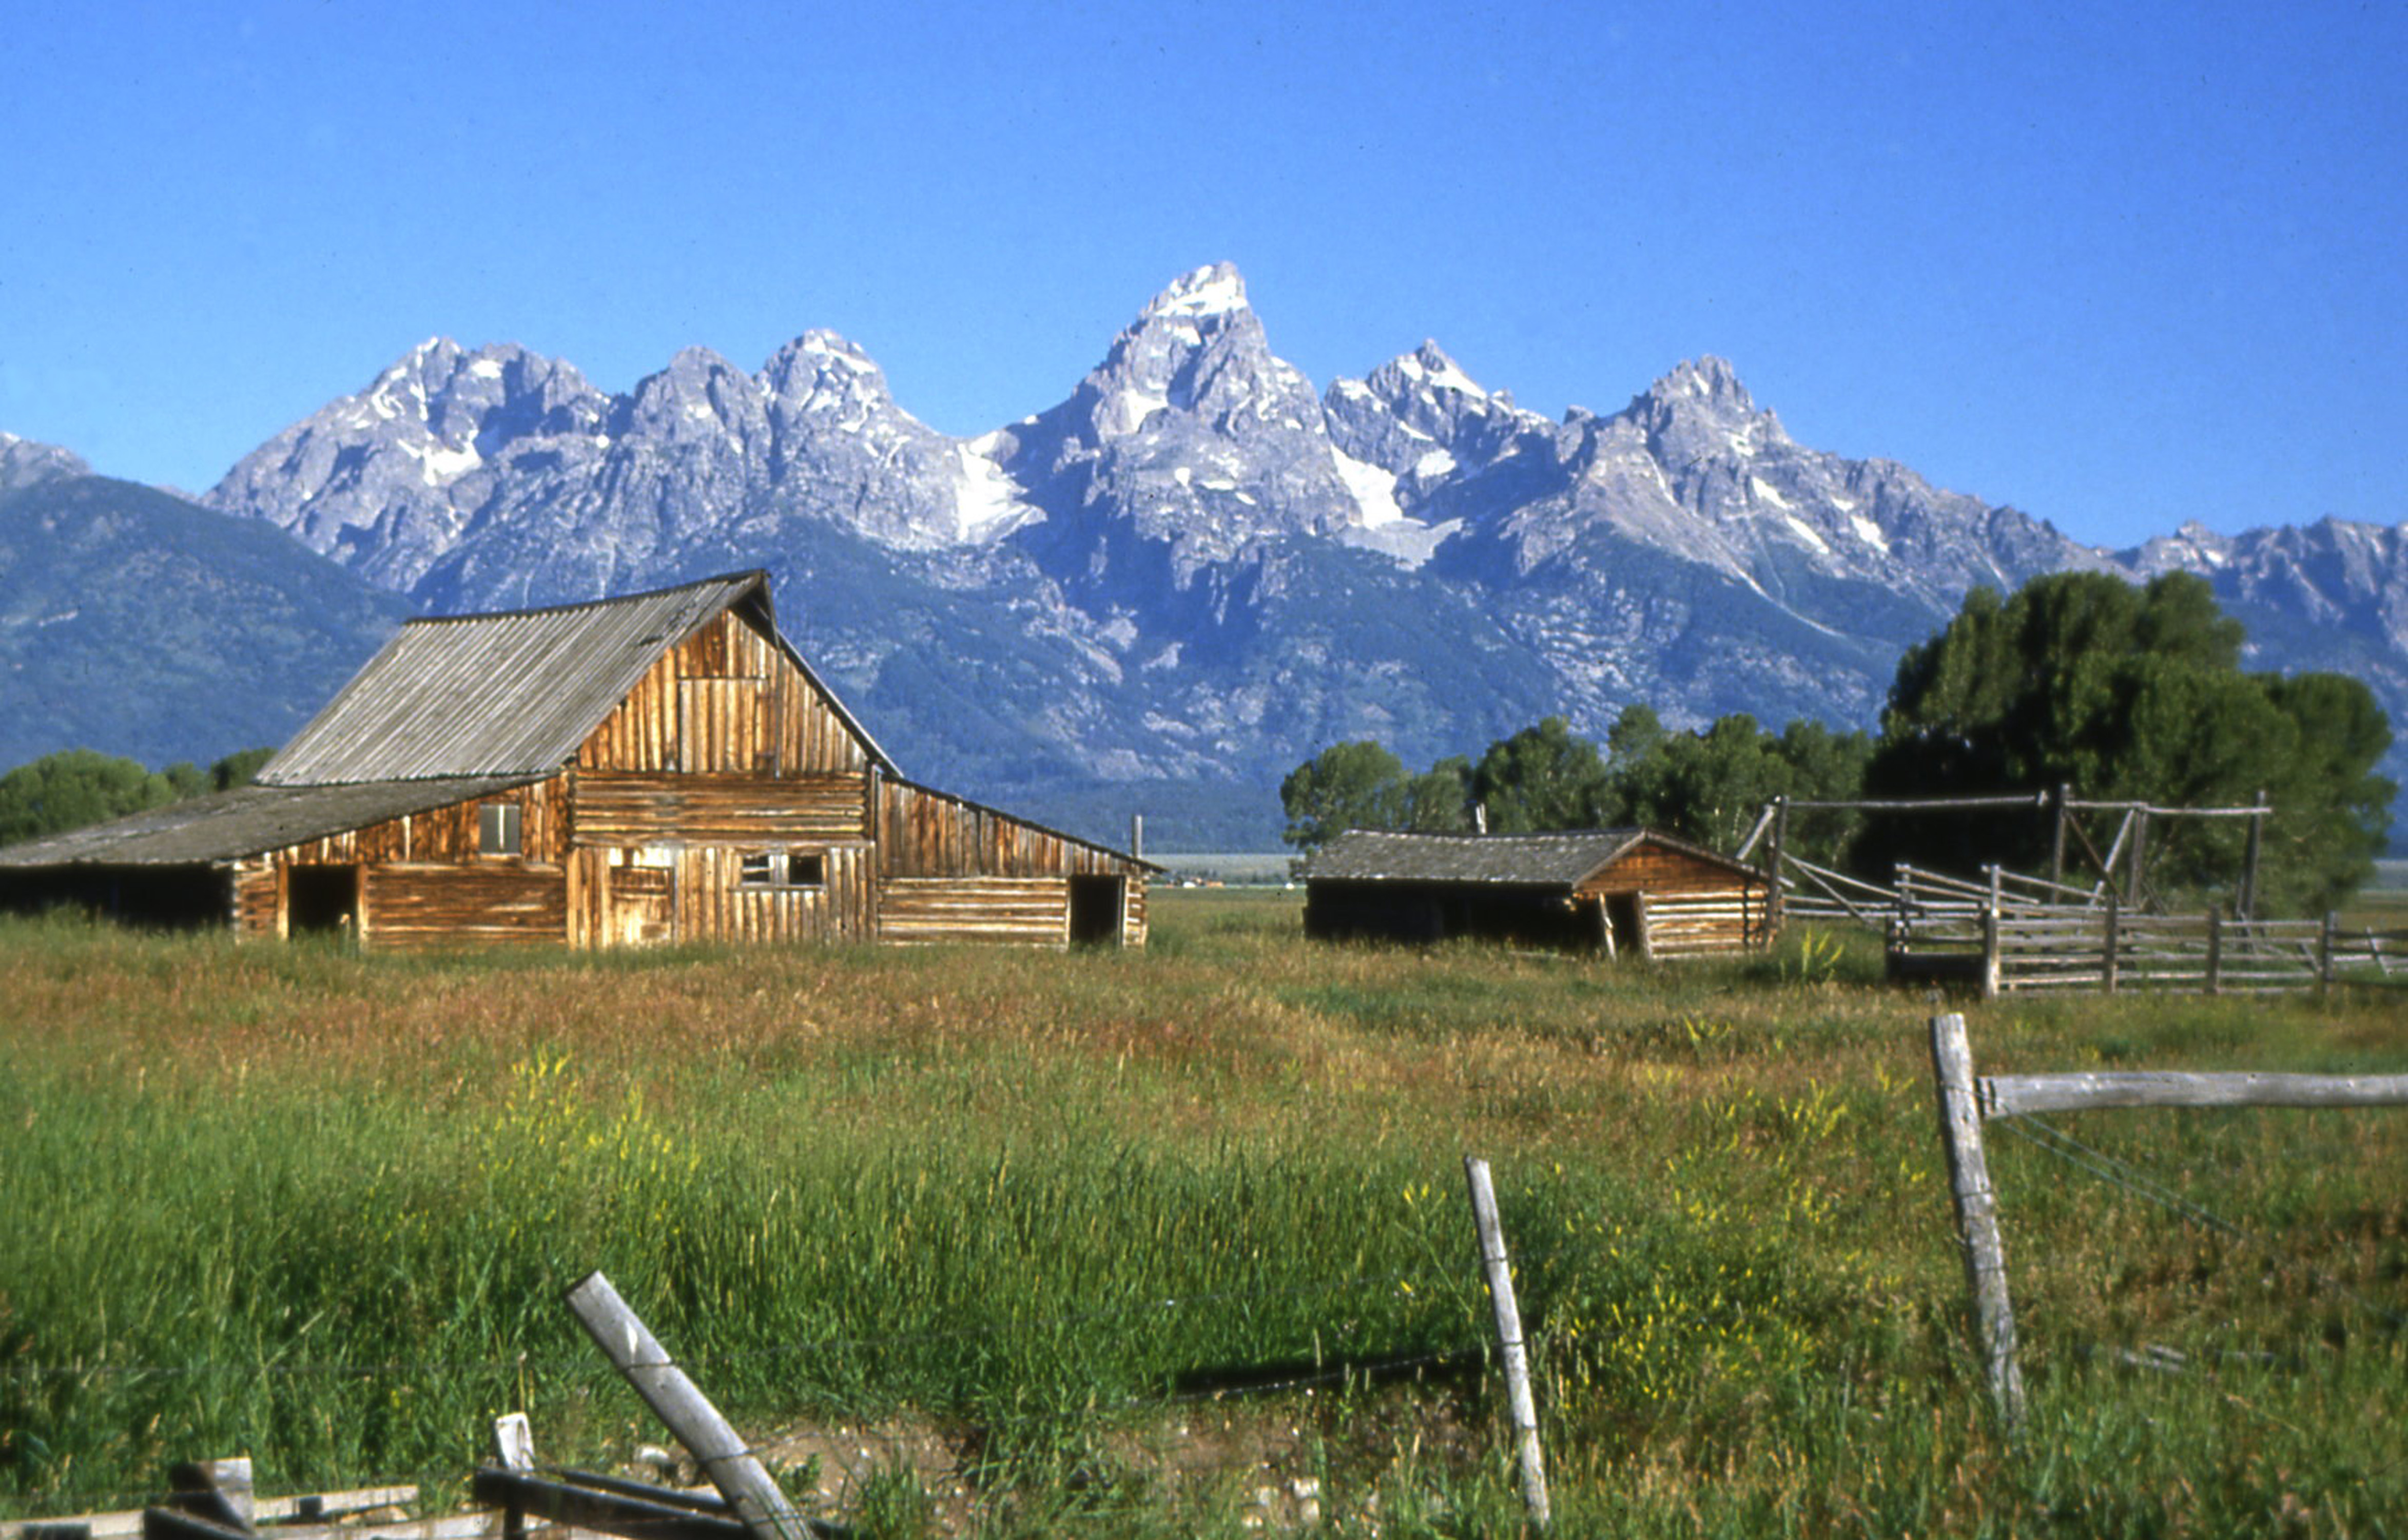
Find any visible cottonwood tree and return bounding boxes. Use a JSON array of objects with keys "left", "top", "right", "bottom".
[
  {"left": 0, "top": 746, "right": 279, "bottom": 846},
  {"left": 1862, "top": 571, "right": 2391, "bottom": 910},
  {"left": 1280, "top": 740, "right": 1410, "bottom": 850}
]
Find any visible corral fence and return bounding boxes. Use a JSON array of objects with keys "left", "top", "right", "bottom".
[
  {"left": 1754, "top": 843, "right": 2403, "bottom": 998},
  {"left": 1875, "top": 864, "right": 2402, "bottom": 998},
  {"left": 1733, "top": 787, "right": 2406, "bottom": 995}
]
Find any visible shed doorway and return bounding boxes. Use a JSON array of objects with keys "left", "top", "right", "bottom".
[
  {"left": 1602, "top": 892, "right": 1647, "bottom": 958},
  {"left": 287, "top": 865, "right": 360, "bottom": 937},
  {"left": 1067, "top": 876, "right": 1126, "bottom": 946}
]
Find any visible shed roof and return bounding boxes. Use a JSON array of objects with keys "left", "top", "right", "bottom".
[
  {"left": 0, "top": 776, "right": 541, "bottom": 869},
  {"left": 1303, "top": 828, "right": 1758, "bottom": 888},
  {"left": 259, "top": 571, "right": 893, "bottom": 785}
]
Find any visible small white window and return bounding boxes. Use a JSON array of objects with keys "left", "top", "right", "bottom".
[{"left": 479, "top": 802, "right": 522, "bottom": 855}]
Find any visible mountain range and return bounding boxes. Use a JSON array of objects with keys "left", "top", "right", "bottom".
[{"left": 7, "top": 263, "right": 2404, "bottom": 847}]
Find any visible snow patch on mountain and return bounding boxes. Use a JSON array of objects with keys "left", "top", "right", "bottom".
[{"left": 1330, "top": 444, "right": 1404, "bottom": 527}]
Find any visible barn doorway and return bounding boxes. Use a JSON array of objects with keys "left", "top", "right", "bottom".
[
  {"left": 1067, "top": 876, "right": 1126, "bottom": 946},
  {"left": 287, "top": 865, "right": 360, "bottom": 937}
]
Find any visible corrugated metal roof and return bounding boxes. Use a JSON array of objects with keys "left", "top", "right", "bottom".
[
  {"left": 0, "top": 776, "right": 540, "bottom": 868},
  {"left": 1304, "top": 827, "right": 1760, "bottom": 887},
  {"left": 255, "top": 571, "right": 893, "bottom": 785}
]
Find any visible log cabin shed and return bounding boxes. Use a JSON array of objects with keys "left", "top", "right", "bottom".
[
  {"left": 0, "top": 571, "right": 1155, "bottom": 950},
  {"left": 1302, "top": 827, "right": 1772, "bottom": 957}
]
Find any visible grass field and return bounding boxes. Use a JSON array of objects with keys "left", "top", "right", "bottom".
[{"left": 2, "top": 892, "right": 2404, "bottom": 1536}]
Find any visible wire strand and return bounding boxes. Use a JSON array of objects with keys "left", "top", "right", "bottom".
[{"left": 1996, "top": 1112, "right": 2407, "bottom": 1332}]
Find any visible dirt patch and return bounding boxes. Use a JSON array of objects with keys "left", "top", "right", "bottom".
[{"left": 734, "top": 1387, "right": 1489, "bottom": 1534}]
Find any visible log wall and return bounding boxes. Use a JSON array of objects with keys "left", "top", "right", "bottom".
[
  {"left": 265, "top": 780, "right": 569, "bottom": 867},
  {"left": 231, "top": 780, "right": 570, "bottom": 943},
  {"left": 1578, "top": 840, "right": 1767, "bottom": 956},
  {"left": 364, "top": 863, "right": 567, "bottom": 951},
  {"left": 879, "top": 877, "right": 1070, "bottom": 946},
  {"left": 1120, "top": 879, "right": 1150, "bottom": 949},
  {"left": 672, "top": 843, "right": 876, "bottom": 944},
  {"left": 233, "top": 860, "right": 277, "bottom": 938},
  {"left": 570, "top": 772, "right": 870, "bottom": 846},
  {"left": 1632, "top": 891, "right": 1769, "bottom": 956},
  {"left": 877, "top": 780, "right": 1144, "bottom": 880}
]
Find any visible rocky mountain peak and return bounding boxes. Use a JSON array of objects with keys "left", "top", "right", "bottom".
[
  {"left": 1325, "top": 340, "right": 1548, "bottom": 490},
  {"left": 1382, "top": 340, "right": 1489, "bottom": 399},
  {"left": 763, "top": 330, "right": 888, "bottom": 398},
  {"left": 0, "top": 432, "right": 91, "bottom": 496},
  {"left": 1621, "top": 355, "right": 1790, "bottom": 465},
  {"left": 615, "top": 347, "right": 764, "bottom": 441},
  {"left": 1066, "top": 260, "right": 1311, "bottom": 444},
  {"left": 1142, "top": 261, "right": 1250, "bottom": 321}
]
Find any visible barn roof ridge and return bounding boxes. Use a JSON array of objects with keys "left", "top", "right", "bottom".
[{"left": 400, "top": 569, "right": 773, "bottom": 626}]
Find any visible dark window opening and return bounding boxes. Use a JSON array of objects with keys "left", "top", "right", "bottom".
[
  {"left": 288, "top": 865, "right": 360, "bottom": 936},
  {"left": 740, "top": 851, "right": 826, "bottom": 889},
  {"left": 1068, "top": 876, "right": 1125, "bottom": 946},
  {"left": 479, "top": 803, "right": 522, "bottom": 856}
]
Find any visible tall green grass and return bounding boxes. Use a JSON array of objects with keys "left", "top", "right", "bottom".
[{"left": 2, "top": 898, "right": 2402, "bottom": 1535}]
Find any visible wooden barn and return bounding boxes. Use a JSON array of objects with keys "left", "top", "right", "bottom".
[
  {"left": 0, "top": 572, "right": 1154, "bottom": 950},
  {"left": 1302, "top": 827, "right": 1772, "bottom": 957}
]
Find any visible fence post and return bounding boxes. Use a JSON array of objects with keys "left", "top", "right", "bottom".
[
  {"left": 2319, "top": 911, "right": 2338, "bottom": 999},
  {"left": 2049, "top": 782, "right": 2071, "bottom": 889},
  {"left": 491, "top": 1415, "right": 534, "bottom": 1540},
  {"left": 563, "top": 1272, "right": 812, "bottom": 1540},
  {"left": 1981, "top": 904, "right": 2001, "bottom": 1001},
  {"left": 1764, "top": 795, "right": 1790, "bottom": 936},
  {"left": 2103, "top": 894, "right": 2121, "bottom": 994},
  {"left": 2240, "top": 789, "right": 2267, "bottom": 920},
  {"left": 2206, "top": 906, "right": 2223, "bottom": 997},
  {"left": 1927, "top": 1014, "right": 2027, "bottom": 1436},
  {"left": 1463, "top": 1157, "right": 1551, "bottom": 1529},
  {"left": 2128, "top": 810, "right": 2150, "bottom": 909}
]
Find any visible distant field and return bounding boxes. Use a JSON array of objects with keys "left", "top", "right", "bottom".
[
  {"left": 1148, "top": 850, "right": 1297, "bottom": 886},
  {"left": 2, "top": 896, "right": 2402, "bottom": 1536}
]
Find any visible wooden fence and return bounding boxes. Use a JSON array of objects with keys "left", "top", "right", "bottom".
[{"left": 1776, "top": 858, "right": 2403, "bottom": 997}]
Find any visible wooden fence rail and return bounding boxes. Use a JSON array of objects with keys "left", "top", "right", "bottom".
[{"left": 1926, "top": 1012, "right": 2408, "bottom": 1435}]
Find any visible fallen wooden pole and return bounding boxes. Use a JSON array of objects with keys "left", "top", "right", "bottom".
[
  {"left": 468, "top": 1470, "right": 746, "bottom": 1540},
  {"left": 564, "top": 1272, "right": 811, "bottom": 1540}
]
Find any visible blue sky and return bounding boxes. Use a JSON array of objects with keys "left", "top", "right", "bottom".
[{"left": 3, "top": 0, "right": 2401, "bottom": 549}]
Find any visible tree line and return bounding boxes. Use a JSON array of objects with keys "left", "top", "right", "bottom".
[
  {"left": 1283, "top": 572, "right": 2395, "bottom": 913},
  {"left": 0, "top": 747, "right": 275, "bottom": 848}
]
